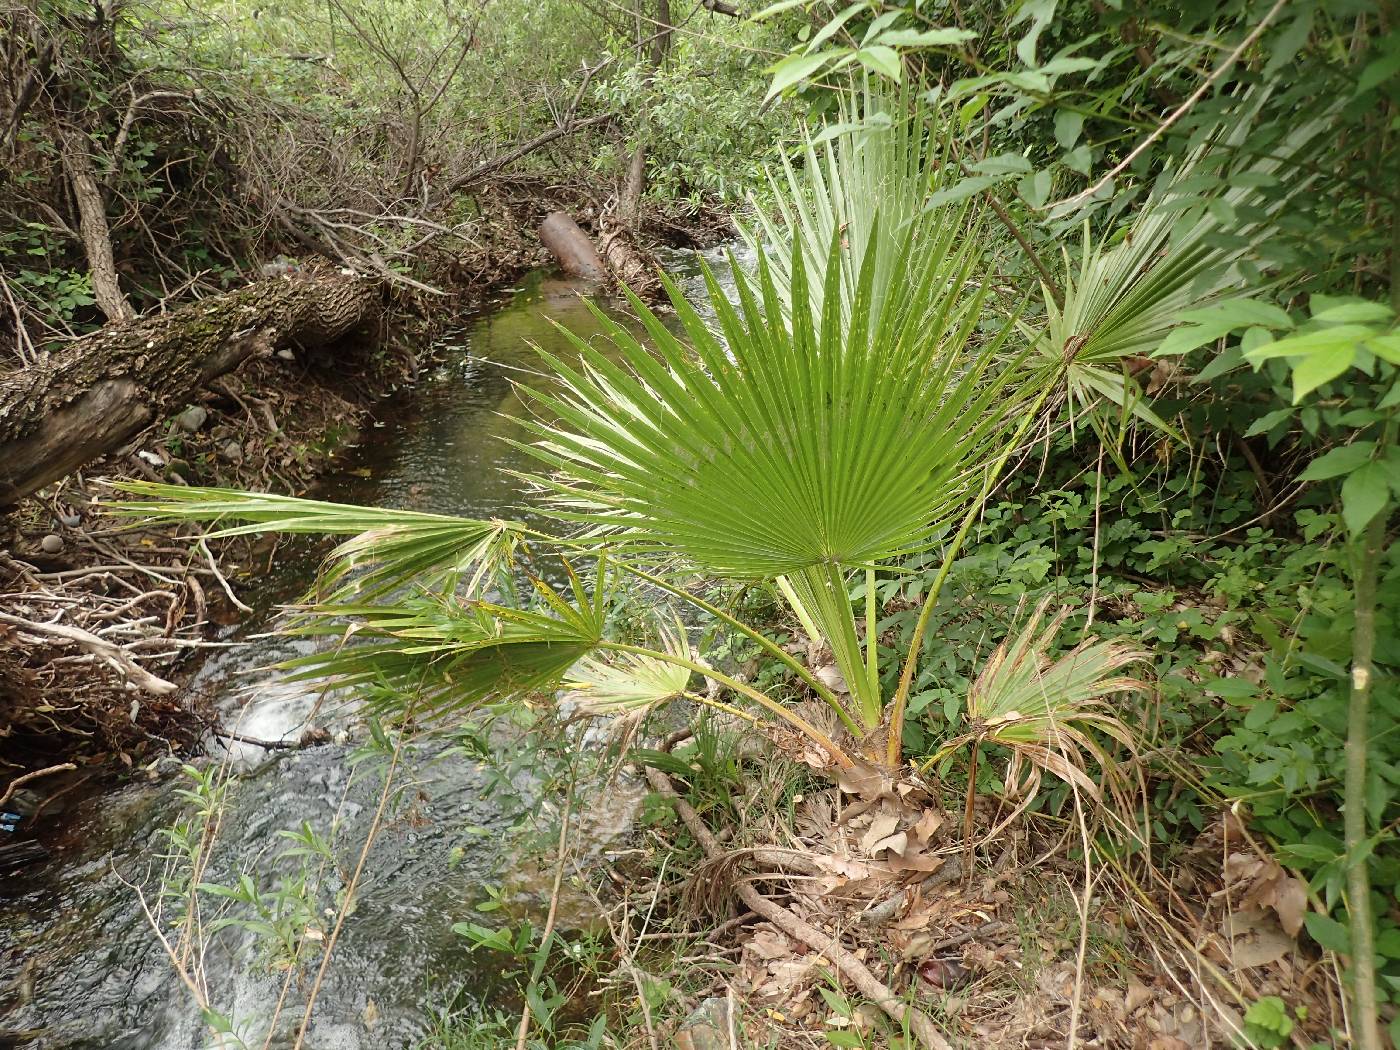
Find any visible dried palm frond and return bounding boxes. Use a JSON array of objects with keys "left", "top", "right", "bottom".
[{"left": 929, "top": 600, "right": 1147, "bottom": 841}]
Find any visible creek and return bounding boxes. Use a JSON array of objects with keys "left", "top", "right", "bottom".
[{"left": 0, "top": 246, "right": 742, "bottom": 1050}]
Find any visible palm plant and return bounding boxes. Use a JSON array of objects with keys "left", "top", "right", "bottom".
[
  {"left": 120, "top": 91, "right": 1287, "bottom": 785},
  {"left": 120, "top": 212, "right": 1045, "bottom": 775}
]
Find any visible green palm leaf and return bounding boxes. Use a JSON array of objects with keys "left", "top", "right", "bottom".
[
  {"left": 1044, "top": 94, "right": 1332, "bottom": 439},
  {"left": 275, "top": 560, "right": 609, "bottom": 720},
  {"left": 517, "top": 228, "right": 1028, "bottom": 579},
  {"left": 110, "top": 482, "right": 524, "bottom": 601},
  {"left": 742, "top": 83, "right": 964, "bottom": 335},
  {"left": 564, "top": 620, "right": 694, "bottom": 715}
]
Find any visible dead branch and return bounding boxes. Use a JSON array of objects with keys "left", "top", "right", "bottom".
[
  {"left": 440, "top": 112, "right": 616, "bottom": 196},
  {"left": 644, "top": 767, "right": 955, "bottom": 1050},
  {"left": 0, "top": 611, "right": 178, "bottom": 693},
  {"left": 0, "top": 762, "right": 77, "bottom": 809},
  {"left": 58, "top": 126, "right": 134, "bottom": 323}
]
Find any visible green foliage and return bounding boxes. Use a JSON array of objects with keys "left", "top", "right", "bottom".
[
  {"left": 0, "top": 225, "right": 96, "bottom": 336},
  {"left": 519, "top": 236, "right": 1024, "bottom": 579},
  {"left": 1243, "top": 995, "right": 1296, "bottom": 1049},
  {"left": 112, "top": 0, "right": 1400, "bottom": 1037},
  {"left": 833, "top": 423, "right": 1400, "bottom": 1007}
]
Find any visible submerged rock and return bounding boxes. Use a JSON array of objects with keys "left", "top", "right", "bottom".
[
  {"left": 175, "top": 404, "right": 208, "bottom": 432},
  {"left": 675, "top": 997, "right": 734, "bottom": 1050}
]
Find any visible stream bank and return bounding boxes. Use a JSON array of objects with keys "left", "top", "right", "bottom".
[
  {"left": 0, "top": 194, "right": 729, "bottom": 778},
  {"left": 0, "top": 248, "right": 732, "bottom": 1049}
]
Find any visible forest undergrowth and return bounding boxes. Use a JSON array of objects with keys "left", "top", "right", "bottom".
[{"left": 3, "top": 0, "right": 1399, "bottom": 1048}]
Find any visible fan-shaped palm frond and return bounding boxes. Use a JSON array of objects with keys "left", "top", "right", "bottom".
[
  {"left": 1043, "top": 94, "right": 1332, "bottom": 440},
  {"left": 564, "top": 619, "right": 694, "bottom": 715},
  {"left": 741, "top": 83, "right": 970, "bottom": 340},
  {"left": 929, "top": 600, "right": 1146, "bottom": 836},
  {"left": 518, "top": 228, "right": 1028, "bottom": 581},
  {"left": 111, "top": 482, "right": 524, "bottom": 601}
]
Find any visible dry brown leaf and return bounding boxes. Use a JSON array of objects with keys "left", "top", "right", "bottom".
[
  {"left": 911, "top": 807, "right": 945, "bottom": 843},
  {"left": 747, "top": 927, "right": 793, "bottom": 961},
  {"left": 868, "top": 829, "right": 908, "bottom": 856},
  {"left": 963, "top": 941, "right": 1001, "bottom": 971},
  {"left": 814, "top": 663, "right": 848, "bottom": 694},
  {"left": 860, "top": 812, "right": 900, "bottom": 852},
  {"left": 1124, "top": 980, "right": 1153, "bottom": 1015},
  {"left": 835, "top": 760, "right": 887, "bottom": 801},
  {"left": 1223, "top": 849, "right": 1309, "bottom": 937},
  {"left": 1225, "top": 908, "right": 1295, "bottom": 969},
  {"left": 893, "top": 893, "right": 947, "bottom": 932}
]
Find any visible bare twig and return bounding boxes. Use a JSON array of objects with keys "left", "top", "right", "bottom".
[
  {"left": 198, "top": 538, "right": 252, "bottom": 613},
  {"left": 0, "top": 611, "right": 178, "bottom": 694},
  {"left": 209, "top": 728, "right": 322, "bottom": 751},
  {"left": 440, "top": 112, "right": 616, "bottom": 196},
  {"left": 1050, "top": 0, "right": 1290, "bottom": 211},
  {"left": 0, "top": 762, "right": 76, "bottom": 808},
  {"left": 645, "top": 767, "right": 955, "bottom": 1050},
  {"left": 290, "top": 715, "right": 410, "bottom": 1050}
]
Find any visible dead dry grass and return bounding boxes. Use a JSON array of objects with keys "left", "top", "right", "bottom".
[{"left": 606, "top": 740, "right": 1345, "bottom": 1050}]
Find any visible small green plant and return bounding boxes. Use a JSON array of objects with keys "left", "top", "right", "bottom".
[
  {"left": 1235, "top": 296, "right": 1399, "bottom": 1050},
  {"left": 445, "top": 913, "right": 612, "bottom": 1049},
  {"left": 1242, "top": 995, "right": 1297, "bottom": 1049}
]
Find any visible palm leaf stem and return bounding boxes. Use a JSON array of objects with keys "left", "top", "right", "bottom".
[
  {"left": 612, "top": 562, "right": 847, "bottom": 715},
  {"left": 600, "top": 641, "right": 854, "bottom": 768},
  {"left": 682, "top": 691, "right": 761, "bottom": 727},
  {"left": 885, "top": 375, "right": 1062, "bottom": 767},
  {"left": 864, "top": 566, "right": 878, "bottom": 709},
  {"left": 777, "top": 564, "right": 881, "bottom": 729}
]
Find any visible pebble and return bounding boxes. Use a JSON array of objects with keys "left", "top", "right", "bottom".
[
  {"left": 675, "top": 998, "right": 731, "bottom": 1050},
  {"left": 221, "top": 440, "right": 244, "bottom": 463},
  {"left": 175, "top": 405, "right": 208, "bottom": 432},
  {"left": 39, "top": 534, "right": 63, "bottom": 554},
  {"left": 165, "top": 457, "right": 194, "bottom": 482},
  {"left": 276, "top": 348, "right": 296, "bottom": 361}
]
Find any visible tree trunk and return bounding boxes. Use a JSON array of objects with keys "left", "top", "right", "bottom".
[
  {"left": 0, "top": 271, "right": 383, "bottom": 507},
  {"left": 616, "top": 0, "right": 672, "bottom": 232},
  {"left": 538, "top": 212, "right": 608, "bottom": 280},
  {"left": 59, "top": 128, "right": 134, "bottom": 324},
  {"left": 598, "top": 222, "right": 662, "bottom": 301},
  {"left": 617, "top": 142, "right": 648, "bottom": 232}
]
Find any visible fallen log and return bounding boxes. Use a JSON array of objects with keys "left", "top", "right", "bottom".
[
  {"left": 537, "top": 211, "right": 608, "bottom": 281},
  {"left": 598, "top": 221, "right": 663, "bottom": 301},
  {"left": 0, "top": 270, "right": 385, "bottom": 508},
  {"left": 537, "top": 210, "right": 664, "bottom": 300}
]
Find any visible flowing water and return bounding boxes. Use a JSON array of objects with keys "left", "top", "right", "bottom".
[{"left": 0, "top": 247, "right": 742, "bottom": 1050}]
